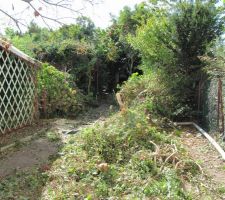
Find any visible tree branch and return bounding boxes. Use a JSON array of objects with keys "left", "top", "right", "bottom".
[
  {"left": 0, "top": 0, "right": 100, "bottom": 31},
  {"left": 41, "top": 0, "right": 84, "bottom": 14},
  {"left": 28, "top": 2, "right": 65, "bottom": 27},
  {"left": 0, "top": 9, "right": 26, "bottom": 33}
]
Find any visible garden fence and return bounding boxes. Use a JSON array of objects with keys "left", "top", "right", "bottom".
[
  {"left": 200, "top": 72, "right": 225, "bottom": 139},
  {"left": 0, "top": 39, "right": 39, "bottom": 135}
]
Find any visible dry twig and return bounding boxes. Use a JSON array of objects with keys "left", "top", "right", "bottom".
[
  {"left": 0, "top": 0, "right": 99, "bottom": 32},
  {"left": 159, "top": 145, "right": 178, "bottom": 172},
  {"left": 149, "top": 140, "right": 160, "bottom": 163}
]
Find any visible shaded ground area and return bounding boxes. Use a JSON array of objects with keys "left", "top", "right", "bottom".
[
  {"left": 0, "top": 138, "right": 58, "bottom": 178},
  {"left": 0, "top": 121, "right": 51, "bottom": 148},
  {"left": 181, "top": 127, "right": 225, "bottom": 199},
  {"left": 52, "top": 102, "right": 114, "bottom": 132},
  {"left": 0, "top": 103, "right": 116, "bottom": 199}
]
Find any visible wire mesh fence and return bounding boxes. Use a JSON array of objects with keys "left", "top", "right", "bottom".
[
  {"left": 0, "top": 46, "right": 37, "bottom": 135},
  {"left": 200, "top": 71, "right": 225, "bottom": 139}
]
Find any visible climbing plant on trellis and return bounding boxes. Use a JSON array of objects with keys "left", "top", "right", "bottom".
[{"left": 0, "top": 47, "right": 37, "bottom": 134}]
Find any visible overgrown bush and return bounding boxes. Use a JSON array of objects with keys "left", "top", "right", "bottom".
[
  {"left": 37, "top": 63, "right": 84, "bottom": 117},
  {"left": 119, "top": 68, "right": 180, "bottom": 118},
  {"left": 128, "top": 0, "right": 224, "bottom": 119},
  {"left": 79, "top": 102, "right": 195, "bottom": 198},
  {"left": 77, "top": 61, "right": 203, "bottom": 197},
  {"left": 82, "top": 106, "right": 169, "bottom": 163}
]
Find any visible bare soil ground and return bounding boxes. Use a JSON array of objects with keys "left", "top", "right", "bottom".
[
  {"left": 0, "top": 138, "right": 58, "bottom": 178},
  {"left": 0, "top": 103, "right": 115, "bottom": 179},
  {"left": 0, "top": 121, "right": 51, "bottom": 148},
  {"left": 181, "top": 127, "right": 225, "bottom": 199}
]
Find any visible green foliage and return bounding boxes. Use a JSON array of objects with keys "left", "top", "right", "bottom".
[
  {"left": 144, "top": 169, "right": 190, "bottom": 200},
  {"left": 217, "top": 186, "right": 225, "bottom": 194},
  {"left": 131, "top": 150, "right": 158, "bottom": 177},
  {"left": 129, "top": 0, "right": 225, "bottom": 118},
  {"left": 46, "top": 131, "right": 61, "bottom": 142},
  {"left": 5, "top": 4, "right": 151, "bottom": 95},
  {"left": 75, "top": 99, "right": 196, "bottom": 198},
  {"left": 0, "top": 170, "right": 48, "bottom": 199},
  {"left": 173, "top": 0, "right": 224, "bottom": 69},
  {"left": 37, "top": 63, "right": 84, "bottom": 116},
  {"left": 120, "top": 69, "right": 178, "bottom": 117},
  {"left": 128, "top": 13, "right": 176, "bottom": 67},
  {"left": 82, "top": 107, "right": 169, "bottom": 163},
  {"left": 5, "top": 1, "right": 225, "bottom": 118},
  {"left": 1, "top": 2, "right": 225, "bottom": 199},
  {"left": 6, "top": 31, "right": 36, "bottom": 57}
]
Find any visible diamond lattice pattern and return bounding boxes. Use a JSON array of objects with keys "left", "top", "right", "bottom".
[{"left": 0, "top": 48, "right": 36, "bottom": 134}]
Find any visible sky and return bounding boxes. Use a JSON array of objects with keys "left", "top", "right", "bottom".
[
  {"left": 0, "top": 0, "right": 145, "bottom": 32},
  {"left": 81, "top": 0, "right": 145, "bottom": 28}
]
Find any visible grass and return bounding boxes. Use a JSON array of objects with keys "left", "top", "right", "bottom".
[
  {"left": 0, "top": 105, "right": 224, "bottom": 199},
  {"left": 0, "top": 96, "right": 224, "bottom": 199},
  {"left": 1, "top": 62, "right": 225, "bottom": 199},
  {"left": 39, "top": 105, "right": 196, "bottom": 199},
  {"left": 0, "top": 106, "right": 189, "bottom": 199},
  {"left": 0, "top": 170, "right": 48, "bottom": 199},
  {"left": 46, "top": 131, "right": 61, "bottom": 142},
  {"left": 217, "top": 186, "right": 225, "bottom": 195}
]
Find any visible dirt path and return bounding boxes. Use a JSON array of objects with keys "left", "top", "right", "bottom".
[
  {"left": 0, "top": 138, "right": 58, "bottom": 178},
  {"left": 181, "top": 127, "right": 225, "bottom": 187},
  {"left": 0, "top": 103, "right": 115, "bottom": 179},
  {"left": 2, "top": 102, "right": 225, "bottom": 198}
]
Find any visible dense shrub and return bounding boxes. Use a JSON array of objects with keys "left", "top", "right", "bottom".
[
  {"left": 82, "top": 106, "right": 169, "bottom": 163},
  {"left": 80, "top": 101, "right": 194, "bottom": 198},
  {"left": 128, "top": 0, "right": 224, "bottom": 119},
  {"left": 37, "top": 63, "right": 84, "bottom": 117},
  {"left": 79, "top": 66, "right": 201, "bottom": 197},
  {"left": 119, "top": 69, "right": 179, "bottom": 118}
]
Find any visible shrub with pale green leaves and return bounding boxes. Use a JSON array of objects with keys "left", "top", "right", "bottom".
[
  {"left": 119, "top": 69, "right": 176, "bottom": 117},
  {"left": 37, "top": 63, "right": 84, "bottom": 117}
]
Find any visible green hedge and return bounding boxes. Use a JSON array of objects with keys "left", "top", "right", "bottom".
[{"left": 37, "top": 63, "right": 84, "bottom": 117}]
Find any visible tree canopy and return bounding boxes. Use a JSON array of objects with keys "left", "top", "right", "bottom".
[{"left": 4, "top": 0, "right": 225, "bottom": 117}]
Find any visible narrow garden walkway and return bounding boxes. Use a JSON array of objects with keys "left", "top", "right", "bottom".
[
  {"left": 0, "top": 138, "right": 58, "bottom": 178},
  {"left": 181, "top": 127, "right": 225, "bottom": 198},
  {"left": 0, "top": 103, "right": 113, "bottom": 179}
]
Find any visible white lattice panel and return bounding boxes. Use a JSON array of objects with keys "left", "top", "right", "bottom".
[{"left": 0, "top": 48, "right": 36, "bottom": 134}]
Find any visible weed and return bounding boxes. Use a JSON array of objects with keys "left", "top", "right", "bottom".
[
  {"left": 46, "top": 131, "right": 61, "bottom": 142},
  {"left": 174, "top": 129, "right": 183, "bottom": 137},
  {"left": 95, "top": 181, "right": 109, "bottom": 197},
  {"left": 131, "top": 150, "right": 158, "bottom": 178},
  {"left": 217, "top": 186, "right": 225, "bottom": 194},
  {"left": 14, "top": 140, "right": 23, "bottom": 148},
  {"left": 0, "top": 170, "right": 48, "bottom": 200},
  {"left": 179, "top": 160, "right": 201, "bottom": 176},
  {"left": 144, "top": 169, "right": 190, "bottom": 200}
]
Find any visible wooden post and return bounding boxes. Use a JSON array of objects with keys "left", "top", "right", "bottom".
[
  {"left": 116, "top": 92, "right": 126, "bottom": 111},
  {"left": 42, "top": 88, "right": 47, "bottom": 117},
  {"left": 217, "top": 79, "right": 224, "bottom": 135},
  {"left": 220, "top": 79, "right": 225, "bottom": 137}
]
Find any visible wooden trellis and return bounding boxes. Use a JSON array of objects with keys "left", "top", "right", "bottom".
[{"left": 0, "top": 39, "right": 39, "bottom": 135}]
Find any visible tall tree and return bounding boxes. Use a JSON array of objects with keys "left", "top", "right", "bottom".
[
  {"left": 173, "top": 0, "right": 224, "bottom": 73},
  {"left": 130, "top": 0, "right": 225, "bottom": 118}
]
